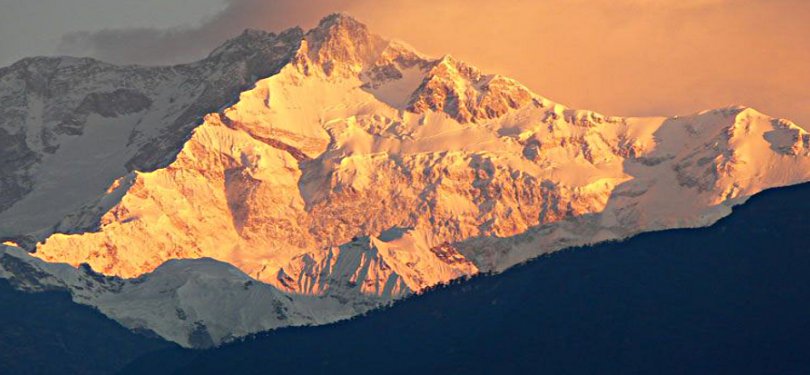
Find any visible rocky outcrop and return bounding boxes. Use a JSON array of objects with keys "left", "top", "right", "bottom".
[{"left": 407, "top": 56, "right": 535, "bottom": 123}]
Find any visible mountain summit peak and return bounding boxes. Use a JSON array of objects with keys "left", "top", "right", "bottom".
[
  {"left": 302, "top": 13, "right": 387, "bottom": 75},
  {"left": 316, "top": 12, "right": 365, "bottom": 29}
]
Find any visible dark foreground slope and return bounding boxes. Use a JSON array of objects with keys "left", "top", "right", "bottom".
[
  {"left": 120, "top": 182, "right": 810, "bottom": 374},
  {"left": 0, "top": 280, "right": 174, "bottom": 374}
]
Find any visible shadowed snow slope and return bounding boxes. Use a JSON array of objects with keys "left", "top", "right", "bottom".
[{"left": 1, "top": 14, "right": 809, "bottom": 348}]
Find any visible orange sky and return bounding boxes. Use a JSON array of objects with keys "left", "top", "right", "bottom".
[
  {"left": 55, "top": 0, "right": 810, "bottom": 127},
  {"left": 346, "top": 0, "right": 810, "bottom": 127}
]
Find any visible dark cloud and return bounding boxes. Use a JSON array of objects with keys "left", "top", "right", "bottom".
[{"left": 57, "top": 0, "right": 353, "bottom": 65}]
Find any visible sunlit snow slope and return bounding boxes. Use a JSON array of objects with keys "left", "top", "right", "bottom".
[{"left": 1, "top": 14, "right": 809, "bottom": 347}]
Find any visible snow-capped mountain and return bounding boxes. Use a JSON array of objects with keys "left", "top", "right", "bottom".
[
  {"left": 0, "top": 27, "right": 302, "bottom": 241},
  {"left": 1, "top": 13, "right": 809, "bottom": 348}
]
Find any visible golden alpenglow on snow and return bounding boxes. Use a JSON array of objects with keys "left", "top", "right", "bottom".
[{"left": 1, "top": 14, "right": 809, "bottom": 348}]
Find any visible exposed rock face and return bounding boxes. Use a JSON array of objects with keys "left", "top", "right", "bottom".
[
  {"left": 407, "top": 56, "right": 535, "bottom": 123},
  {"left": 2, "top": 14, "right": 810, "bottom": 348},
  {"left": 304, "top": 13, "right": 388, "bottom": 76}
]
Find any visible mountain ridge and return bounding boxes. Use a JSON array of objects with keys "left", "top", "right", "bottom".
[
  {"left": 1, "top": 13, "right": 808, "bottom": 348},
  {"left": 0, "top": 27, "right": 302, "bottom": 239}
]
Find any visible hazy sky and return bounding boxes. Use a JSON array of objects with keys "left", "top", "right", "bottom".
[{"left": 1, "top": 0, "right": 808, "bottom": 127}]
